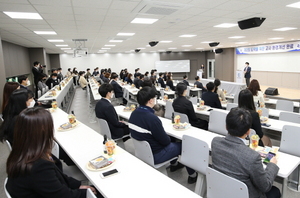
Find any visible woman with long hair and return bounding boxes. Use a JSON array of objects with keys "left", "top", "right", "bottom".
[
  {"left": 238, "top": 89, "right": 271, "bottom": 147},
  {"left": 214, "top": 79, "right": 226, "bottom": 101},
  {"left": 166, "top": 75, "right": 175, "bottom": 91},
  {"left": 0, "top": 89, "right": 34, "bottom": 144},
  {"left": 248, "top": 79, "right": 265, "bottom": 106},
  {"left": 6, "top": 107, "right": 98, "bottom": 197},
  {"left": 124, "top": 73, "right": 133, "bottom": 84},
  {"left": 1, "top": 82, "right": 20, "bottom": 112}
]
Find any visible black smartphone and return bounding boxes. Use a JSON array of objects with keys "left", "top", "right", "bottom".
[
  {"left": 263, "top": 152, "right": 276, "bottom": 164},
  {"left": 100, "top": 169, "right": 119, "bottom": 178}
]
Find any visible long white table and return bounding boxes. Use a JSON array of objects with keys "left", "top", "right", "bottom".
[
  {"left": 38, "top": 77, "right": 73, "bottom": 107},
  {"left": 89, "top": 78, "right": 101, "bottom": 100},
  {"left": 52, "top": 108, "right": 200, "bottom": 198},
  {"left": 115, "top": 105, "right": 300, "bottom": 198}
]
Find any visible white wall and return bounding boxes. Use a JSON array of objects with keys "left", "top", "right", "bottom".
[
  {"left": 59, "top": 52, "right": 160, "bottom": 74},
  {"left": 236, "top": 51, "right": 300, "bottom": 72}
]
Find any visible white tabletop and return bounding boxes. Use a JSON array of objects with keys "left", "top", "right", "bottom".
[
  {"left": 52, "top": 108, "right": 200, "bottom": 198},
  {"left": 115, "top": 105, "right": 300, "bottom": 179},
  {"left": 89, "top": 78, "right": 102, "bottom": 100},
  {"left": 38, "top": 77, "right": 73, "bottom": 106}
]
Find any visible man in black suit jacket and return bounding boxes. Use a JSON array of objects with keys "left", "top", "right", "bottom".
[
  {"left": 202, "top": 82, "right": 222, "bottom": 109},
  {"left": 173, "top": 83, "right": 208, "bottom": 130},
  {"left": 45, "top": 73, "right": 59, "bottom": 89},
  {"left": 182, "top": 75, "right": 189, "bottom": 86},
  {"left": 110, "top": 73, "right": 127, "bottom": 104},
  {"left": 95, "top": 84, "right": 129, "bottom": 139},
  {"left": 244, "top": 62, "right": 251, "bottom": 87},
  {"left": 157, "top": 73, "right": 166, "bottom": 88},
  {"left": 194, "top": 76, "right": 207, "bottom": 92}
]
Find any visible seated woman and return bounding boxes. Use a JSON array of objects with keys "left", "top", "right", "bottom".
[
  {"left": 124, "top": 73, "right": 133, "bottom": 85},
  {"left": 37, "top": 73, "right": 48, "bottom": 92},
  {"left": 1, "top": 82, "right": 20, "bottom": 113},
  {"left": 172, "top": 83, "right": 208, "bottom": 130},
  {"left": 6, "top": 107, "right": 99, "bottom": 197},
  {"left": 238, "top": 89, "right": 271, "bottom": 147},
  {"left": 248, "top": 79, "right": 265, "bottom": 107},
  {"left": 214, "top": 79, "right": 226, "bottom": 101},
  {"left": 166, "top": 75, "right": 175, "bottom": 91},
  {"left": 102, "top": 72, "right": 110, "bottom": 84},
  {"left": 0, "top": 89, "right": 34, "bottom": 144},
  {"left": 78, "top": 71, "right": 88, "bottom": 89}
]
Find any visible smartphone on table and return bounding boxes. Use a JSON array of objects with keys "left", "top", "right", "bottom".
[
  {"left": 100, "top": 169, "right": 119, "bottom": 178},
  {"left": 263, "top": 152, "right": 276, "bottom": 164}
]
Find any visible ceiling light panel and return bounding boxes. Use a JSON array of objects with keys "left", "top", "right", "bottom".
[
  {"left": 56, "top": 45, "right": 68, "bottom": 47},
  {"left": 179, "top": 34, "right": 196, "bottom": 37},
  {"left": 109, "top": 40, "right": 123, "bottom": 42},
  {"left": 273, "top": 27, "right": 297, "bottom": 31},
  {"left": 286, "top": 2, "right": 300, "bottom": 9},
  {"left": 3, "top": 12, "right": 43, "bottom": 19},
  {"left": 131, "top": 18, "right": 158, "bottom": 24},
  {"left": 48, "top": 39, "right": 64, "bottom": 42},
  {"left": 214, "top": 23, "right": 237, "bottom": 28},
  {"left": 117, "top": 33, "right": 135, "bottom": 36},
  {"left": 160, "top": 40, "right": 173, "bottom": 43},
  {"left": 228, "top": 36, "right": 245, "bottom": 39},
  {"left": 34, "top": 31, "right": 57, "bottom": 35}
]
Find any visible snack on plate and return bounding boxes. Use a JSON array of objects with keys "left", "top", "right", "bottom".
[
  {"left": 130, "top": 104, "right": 136, "bottom": 111},
  {"left": 68, "top": 114, "right": 76, "bottom": 124},
  {"left": 123, "top": 106, "right": 131, "bottom": 111},
  {"left": 89, "top": 156, "right": 109, "bottom": 169},
  {"left": 174, "top": 115, "right": 180, "bottom": 124},
  {"left": 131, "top": 84, "right": 135, "bottom": 88},
  {"left": 257, "top": 109, "right": 262, "bottom": 117},
  {"left": 60, "top": 122, "right": 72, "bottom": 130},
  {"left": 173, "top": 122, "right": 191, "bottom": 130},
  {"left": 197, "top": 106, "right": 206, "bottom": 110},
  {"left": 163, "top": 95, "right": 168, "bottom": 101},
  {"left": 260, "top": 116, "right": 268, "bottom": 123},
  {"left": 165, "top": 87, "right": 169, "bottom": 91}
]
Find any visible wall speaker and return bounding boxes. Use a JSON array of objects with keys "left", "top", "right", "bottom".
[
  {"left": 209, "top": 42, "right": 220, "bottom": 47},
  {"left": 264, "top": 87, "right": 279, "bottom": 95},
  {"left": 215, "top": 49, "right": 223, "bottom": 54},
  {"left": 135, "top": 49, "right": 140, "bottom": 53},
  {"left": 149, "top": 41, "right": 159, "bottom": 47},
  {"left": 238, "top": 17, "right": 266, "bottom": 30}
]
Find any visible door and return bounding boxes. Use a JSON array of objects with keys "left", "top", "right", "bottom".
[{"left": 207, "top": 59, "right": 215, "bottom": 79}]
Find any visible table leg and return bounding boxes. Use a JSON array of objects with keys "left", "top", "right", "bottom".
[{"left": 282, "top": 178, "right": 287, "bottom": 198}]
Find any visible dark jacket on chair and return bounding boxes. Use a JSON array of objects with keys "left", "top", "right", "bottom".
[
  {"left": 95, "top": 98, "right": 127, "bottom": 139},
  {"left": 111, "top": 80, "right": 123, "bottom": 98},
  {"left": 202, "top": 91, "right": 222, "bottom": 109}
]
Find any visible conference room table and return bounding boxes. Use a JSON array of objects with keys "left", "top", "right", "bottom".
[
  {"left": 89, "top": 79, "right": 101, "bottom": 100},
  {"left": 52, "top": 108, "right": 201, "bottom": 198},
  {"left": 38, "top": 77, "right": 73, "bottom": 107},
  {"left": 115, "top": 105, "right": 300, "bottom": 198}
]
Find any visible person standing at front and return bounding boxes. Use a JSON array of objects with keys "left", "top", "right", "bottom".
[{"left": 244, "top": 62, "right": 251, "bottom": 87}]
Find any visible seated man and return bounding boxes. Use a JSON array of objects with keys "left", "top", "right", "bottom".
[
  {"left": 194, "top": 76, "right": 207, "bottom": 92},
  {"left": 157, "top": 72, "right": 166, "bottom": 88},
  {"left": 110, "top": 73, "right": 127, "bottom": 104},
  {"left": 45, "top": 73, "right": 59, "bottom": 89},
  {"left": 95, "top": 84, "right": 129, "bottom": 139},
  {"left": 173, "top": 83, "right": 208, "bottom": 130},
  {"left": 129, "top": 86, "right": 197, "bottom": 184},
  {"left": 211, "top": 108, "right": 280, "bottom": 198},
  {"left": 182, "top": 75, "right": 189, "bottom": 86},
  {"left": 201, "top": 82, "right": 222, "bottom": 109},
  {"left": 133, "top": 73, "right": 141, "bottom": 88},
  {"left": 18, "top": 75, "right": 29, "bottom": 90}
]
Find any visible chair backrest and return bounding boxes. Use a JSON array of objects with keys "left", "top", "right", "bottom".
[
  {"left": 131, "top": 138, "right": 155, "bottom": 167},
  {"left": 42, "top": 87, "right": 46, "bottom": 95},
  {"left": 86, "top": 188, "right": 97, "bottom": 198},
  {"left": 208, "top": 110, "right": 228, "bottom": 135},
  {"left": 164, "top": 100, "right": 174, "bottom": 119},
  {"left": 279, "top": 112, "right": 300, "bottom": 124},
  {"left": 4, "top": 178, "right": 12, "bottom": 198},
  {"left": 181, "top": 135, "right": 209, "bottom": 174},
  {"left": 174, "top": 112, "right": 189, "bottom": 123},
  {"left": 280, "top": 125, "right": 300, "bottom": 157},
  {"left": 160, "top": 89, "right": 164, "bottom": 99},
  {"left": 233, "top": 94, "right": 239, "bottom": 104},
  {"left": 5, "top": 140, "right": 12, "bottom": 152},
  {"left": 37, "top": 90, "right": 42, "bottom": 98},
  {"left": 206, "top": 167, "right": 249, "bottom": 198},
  {"left": 186, "top": 86, "right": 190, "bottom": 96},
  {"left": 226, "top": 103, "right": 238, "bottom": 111},
  {"left": 276, "top": 100, "right": 294, "bottom": 112},
  {"left": 158, "top": 83, "right": 161, "bottom": 87},
  {"left": 98, "top": 118, "right": 112, "bottom": 139},
  {"left": 258, "top": 107, "right": 269, "bottom": 117},
  {"left": 123, "top": 89, "right": 129, "bottom": 102},
  {"left": 189, "top": 97, "right": 197, "bottom": 105},
  {"left": 51, "top": 141, "right": 59, "bottom": 158}
]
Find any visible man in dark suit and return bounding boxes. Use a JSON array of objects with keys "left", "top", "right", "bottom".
[
  {"left": 18, "top": 75, "right": 29, "bottom": 90},
  {"left": 202, "top": 82, "right": 222, "bottom": 109},
  {"left": 182, "top": 75, "right": 189, "bottom": 86},
  {"left": 32, "top": 61, "right": 43, "bottom": 96},
  {"left": 45, "top": 73, "right": 59, "bottom": 89},
  {"left": 57, "top": 68, "right": 64, "bottom": 82},
  {"left": 133, "top": 73, "right": 143, "bottom": 89},
  {"left": 95, "top": 83, "right": 129, "bottom": 139},
  {"left": 173, "top": 83, "right": 208, "bottom": 130},
  {"left": 244, "top": 62, "right": 251, "bottom": 87},
  {"left": 110, "top": 73, "right": 127, "bottom": 105},
  {"left": 194, "top": 76, "right": 207, "bottom": 92},
  {"left": 212, "top": 108, "right": 280, "bottom": 198},
  {"left": 157, "top": 72, "right": 166, "bottom": 88}
]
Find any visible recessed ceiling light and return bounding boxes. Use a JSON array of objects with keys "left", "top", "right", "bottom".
[
  {"left": 228, "top": 36, "right": 245, "bottom": 39},
  {"left": 158, "top": 49, "right": 166, "bottom": 52},
  {"left": 48, "top": 39, "right": 64, "bottom": 42},
  {"left": 160, "top": 41, "right": 173, "bottom": 43},
  {"left": 214, "top": 23, "right": 238, "bottom": 28},
  {"left": 182, "top": 45, "right": 192, "bottom": 47},
  {"left": 3, "top": 11, "right": 42, "bottom": 19},
  {"left": 146, "top": 45, "right": 151, "bottom": 47},
  {"left": 286, "top": 2, "right": 300, "bottom": 8},
  {"left": 235, "top": 42, "right": 248, "bottom": 44},
  {"left": 61, "top": 48, "right": 71, "bottom": 50},
  {"left": 201, "top": 41, "right": 213, "bottom": 43},
  {"left": 168, "top": 48, "right": 177, "bottom": 49},
  {"left": 273, "top": 27, "right": 297, "bottom": 31},
  {"left": 56, "top": 45, "right": 68, "bottom": 47},
  {"left": 109, "top": 40, "right": 123, "bottom": 42},
  {"left": 117, "top": 33, "right": 135, "bottom": 36},
  {"left": 131, "top": 18, "right": 158, "bottom": 24},
  {"left": 196, "top": 48, "right": 204, "bottom": 49},
  {"left": 137, "top": 47, "right": 145, "bottom": 49},
  {"left": 98, "top": 50, "right": 107, "bottom": 53},
  {"left": 268, "top": 37, "right": 284, "bottom": 40},
  {"left": 179, "top": 34, "right": 196, "bottom": 37},
  {"left": 34, "top": 31, "right": 57, "bottom": 35},
  {"left": 105, "top": 45, "right": 116, "bottom": 47},
  {"left": 101, "top": 48, "right": 111, "bottom": 49},
  {"left": 183, "top": 49, "right": 190, "bottom": 51}
]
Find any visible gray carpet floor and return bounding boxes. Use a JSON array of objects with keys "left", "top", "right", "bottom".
[{"left": 0, "top": 87, "right": 299, "bottom": 197}]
